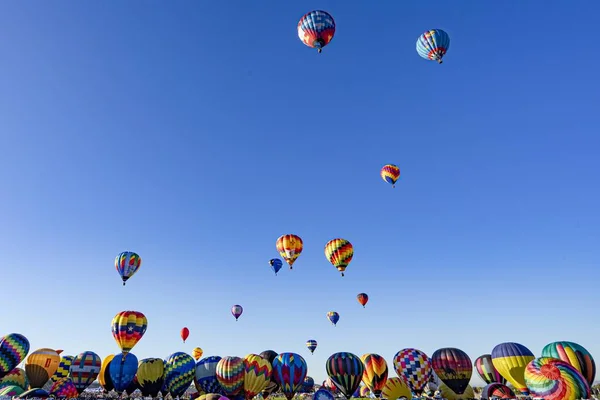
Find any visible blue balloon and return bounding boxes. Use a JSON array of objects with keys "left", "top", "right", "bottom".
[
  {"left": 109, "top": 352, "right": 138, "bottom": 392},
  {"left": 195, "top": 356, "right": 224, "bottom": 394},
  {"left": 416, "top": 29, "right": 450, "bottom": 64},
  {"left": 269, "top": 258, "right": 283, "bottom": 275},
  {"left": 314, "top": 388, "right": 335, "bottom": 400}
]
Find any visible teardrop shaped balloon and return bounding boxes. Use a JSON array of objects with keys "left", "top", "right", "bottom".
[
  {"left": 193, "top": 348, "right": 204, "bottom": 362},
  {"left": 0, "top": 333, "right": 30, "bottom": 379},
  {"left": 491, "top": 342, "right": 535, "bottom": 395},
  {"left": 216, "top": 356, "right": 245, "bottom": 397},
  {"left": 297, "top": 10, "right": 335, "bottom": 53},
  {"left": 416, "top": 29, "right": 450, "bottom": 64},
  {"left": 25, "top": 348, "right": 60, "bottom": 388},
  {"left": 326, "top": 311, "right": 339, "bottom": 326},
  {"left": 360, "top": 353, "right": 388, "bottom": 397},
  {"left": 431, "top": 348, "right": 472, "bottom": 395},
  {"left": 324, "top": 238, "right": 354, "bottom": 277},
  {"left": 181, "top": 327, "right": 190, "bottom": 343},
  {"left": 269, "top": 259, "right": 283, "bottom": 276},
  {"left": 195, "top": 356, "right": 224, "bottom": 395},
  {"left": 243, "top": 354, "right": 272, "bottom": 400},
  {"left": 306, "top": 340, "right": 317, "bottom": 355},
  {"left": 357, "top": 293, "right": 369, "bottom": 308},
  {"left": 276, "top": 234, "right": 303, "bottom": 269},
  {"left": 111, "top": 311, "right": 148, "bottom": 358},
  {"left": 475, "top": 354, "right": 506, "bottom": 385},
  {"left": 380, "top": 164, "right": 400, "bottom": 187},
  {"left": 393, "top": 348, "right": 432, "bottom": 396},
  {"left": 115, "top": 251, "right": 142, "bottom": 286},
  {"left": 325, "top": 352, "right": 365, "bottom": 399},
  {"left": 165, "top": 352, "right": 195, "bottom": 397},
  {"left": 69, "top": 351, "right": 101, "bottom": 394},
  {"left": 231, "top": 305, "right": 243, "bottom": 321},
  {"left": 272, "top": 353, "right": 307, "bottom": 400},
  {"left": 136, "top": 358, "right": 164, "bottom": 397},
  {"left": 524, "top": 357, "right": 590, "bottom": 400},
  {"left": 541, "top": 341, "right": 596, "bottom": 386},
  {"left": 109, "top": 352, "right": 138, "bottom": 392}
]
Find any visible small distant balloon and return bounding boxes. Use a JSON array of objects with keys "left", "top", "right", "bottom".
[
  {"left": 181, "top": 328, "right": 190, "bottom": 343},
  {"left": 276, "top": 234, "right": 303, "bottom": 269},
  {"left": 416, "top": 29, "right": 450, "bottom": 64},
  {"left": 380, "top": 164, "right": 400, "bottom": 187},
  {"left": 324, "top": 238, "right": 354, "bottom": 277},
  {"left": 192, "top": 348, "right": 204, "bottom": 361},
  {"left": 306, "top": 340, "right": 317, "bottom": 355},
  {"left": 269, "top": 259, "right": 283, "bottom": 276},
  {"left": 357, "top": 293, "right": 369, "bottom": 308},
  {"left": 231, "top": 305, "right": 243, "bottom": 321},
  {"left": 297, "top": 10, "right": 336, "bottom": 53},
  {"left": 115, "top": 251, "right": 142, "bottom": 286},
  {"left": 327, "top": 311, "right": 339, "bottom": 326}
]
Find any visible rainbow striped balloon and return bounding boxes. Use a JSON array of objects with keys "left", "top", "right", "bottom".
[
  {"left": 380, "top": 164, "right": 400, "bottom": 187},
  {"left": 524, "top": 357, "right": 590, "bottom": 400},
  {"left": 0, "top": 333, "right": 30, "bottom": 379},
  {"left": 324, "top": 238, "right": 354, "bottom": 277},
  {"left": 243, "top": 354, "right": 273, "bottom": 399},
  {"left": 216, "top": 356, "right": 245, "bottom": 397}
]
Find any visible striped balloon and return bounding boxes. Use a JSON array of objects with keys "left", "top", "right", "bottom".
[
  {"left": 361, "top": 353, "right": 388, "bottom": 396},
  {"left": 0, "top": 334, "right": 30, "bottom": 379},
  {"left": 216, "top": 356, "right": 245, "bottom": 397},
  {"left": 324, "top": 238, "right": 354, "bottom": 277},
  {"left": 380, "top": 164, "right": 400, "bottom": 187},
  {"left": 243, "top": 354, "right": 272, "bottom": 399},
  {"left": 50, "top": 355, "right": 74, "bottom": 383},
  {"left": 475, "top": 354, "right": 506, "bottom": 385},
  {"left": 306, "top": 340, "right": 317, "bottom": 355},
  {"left": 297, "top": 10, "right": 335, "bottom": 53},
  {"left": 165, "top": 352, "right": 195, "bottom": 397},
  {"left": 0, "top": 368, "right": 28, "bottom": 391},
  {"left": 431, "top": 348, "right": 472, "bottom": 395},
  {"left": 524, "top": 357, "right": 590, "bottom": 400},
  {"left": 69, "top": 351, "right": 101, "bottom": 394},
  {"left": 416, "top": 29, "right": 450, "bottom": 64},
  {"left": 276, "top": 234, "right": 303, "bottom": 269},
  {"left": 272, "top": 353, "right": 307, "bottom": 400},
  {"left": 111, "top": 311, "right": 148, "bottom": 356},
  {"left": 541, "top": 341, "right": 596, "bottom": 386},
  {"left": 115, "top": 251, "right": 142, "bottom": 286},
  {"left": 326, "top": 352, "right": 365, "bottom": 399},
  {"left": 491, "top": 342, "right": 534, "bottom": 395}
]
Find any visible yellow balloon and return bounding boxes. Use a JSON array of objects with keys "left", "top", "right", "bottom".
[
  {"left": 98, "top": 355, "right": 114, "bottom": 391},
  {"left": 438, "top": 383, "right": 474, "bottom": 400},
  {"left": 137, "top": 358, "right": 165, "bottom": 397},
  {"left": 381, "top": 377, "right": 411, "bottom": 400},
  {"left": 243, "top": 354, "right": 273, "bottom": 400},
  {"left": 193, "top": 347, "right": 204, "bottom": 361},
  {"left": 24, "top": 348, "right": 60, "bottom": 389}
]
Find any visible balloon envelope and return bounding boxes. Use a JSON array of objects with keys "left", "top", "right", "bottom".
[
  {"left": 165, "top": 352, "right": 195, "bottom": 397},
  {"left": 137, "top": 358, "right": 164, "bottom": 397},
  {"left": 272, "top": 353, "right": 307, "bottom": 400},
  {"left": 25, "top": 348, "right": 60, "bottom": 388},
  {"left": 393, "top": 348, "right": 432, "bottom": 396},
  {"left": 475, "top": 354, "right": 506, "bottom": 385},
  {"left": 216, "top": 356, "right": 245, "bottom": 397},
  {"left": 431, "top": 348, "right": 472, "bottom": 395},
  {"left": 0, "top": 333, "right": 30, "bottom": 379},
  {"left": 109, "top": 352, "right": 138, "bottom": 392},
  {"left": 196, "top": 356, "right": 224, "bottom": 395},
  {"left": 541, "top": 341, "right": 596, "bottom": 386},
  {"left": 326, "top": 352, "right": 365, "bottom": 399},
  {"left": 491, "top": 342, "right": 534, "bottom": 395},
  {"left": 69, "top": 351, "right": 101, "bottom": 394}
]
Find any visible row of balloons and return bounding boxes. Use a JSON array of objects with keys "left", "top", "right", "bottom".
[{"left": 297, "top": 10, "right": 450, "bottom": 65}]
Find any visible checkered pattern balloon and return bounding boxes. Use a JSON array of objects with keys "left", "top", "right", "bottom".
[{"left": 393, "top": 348, "right": 432, "bottom": 396}]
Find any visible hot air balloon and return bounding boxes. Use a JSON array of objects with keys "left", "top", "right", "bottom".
[
  {"left": 272, "top": 353, "right": 307, "bottom": 400},
  {"left": 69, "top": 351, "right": 101, "bottom": 394},
  {"left": 326, "top": 352, "right": 365, "bottom": 399},
  {"left": 50, "top": 355, "right": 74, "bottom": 383},
  {"left": 297, "top": 10, "right": 335, "bottom": 53},
  {"left": 359, "top": 385, "right": 371, "bottom": 398},
  {"left": 216, "top": 356, "right": 245, "bottom": 397},
  {"left": 49, "top": 378, "right": 78, "bottom": 399},
  {"left": 0, "top": 385, "right": 25, "bottom": 397},
  {"left": 181, "top": 327, "right": 190, "bottom": 343},
  {"left": 111, "top": 311, "right": 148, "bottom": 360},
  {"left": 474, "top": 354, "right": 505, "bottom": 385},
  {"left": 276, "top": 234, "right": 303, "bottom": 269},
  {"left": 0, "top": 368, "right": 28, "bottom": 391},
  {"left": 314, "top": 388, "right": 334, "bottom": 400},
  {"left": 438, "top": 383, "right": 475, "bottom": 400},
  {"left": 231, "top": 305, "right": 243, "bottom": 321},
  {"left": 326, "top": 311, "right": 339, "bottom": 326},
  {"left": 491, "top": 342, "right": 535, "bottom": 395},
  {"left": 98, "top": 355, "right": 114, "bottom": 392},
  {"left": 431, "top": 348, "right": 472, "bottom": 395},
  {"left": 393, "top": 348, "right": 432, "bottom": 397},
  {"left": 115, "top": 251, "right": 142, "bottom": 286},
  {"left": 0, "top": 333, "right": 30, "bottom": 379},
  {"left": 25, "top": 348, "right": 60, "bottom": 388},
  {"left": 109, "top": 352, "right": 138, "bottom": 393},
  {"left": 136, "top": 358, "right": 164, "bottom": 397},
  {"left": 541, "top": 341, "right": 596, "bottom": 386},
  {"left": 325, "top": 238, "right": 353, "bottom": 277},
  {"left": 480, "top": 383, "right": 515, "bottom": 399},
  {"left": 269, "top": 259, "right": 283, "bottom": 276},
  {"left": 193, "top": 348, "right": 204, "bottom": 362},
  {"left": 258, "top": 351, "right": 278, "bottom": 399},
  {"left": 165, "top": 352, "right": 195, "bottom": 397},
  {"left": 361, "top": 353, "right": 388, "bottom": 397},
  {"left": 524, "top": 357, "right": 590, "bottom": 400},
  {"left": 301, "top": 376, "right": 314, "bottom": 393},
  {"left": 322, "top": 377, "right": 338, "bottom": 393},
  {"left": 357, "top": 293, "right": 369, "bottom": 308},
  {"left": 381, "top": 377, "right": 412, "bottom": 400},
  {"left": 306, "top": 340, "right": 317, "bottom": 355},
  {"left": 416, "top": 29, "right": 450, "bottom": 64},
  {"left": 243, "top": 354, "right": 272, "bottom": 400},
  {"left": 20, "top": 387, "right": 50, "bottom": 398},
  {"left": 380, "top": 165, "right": 400, "bottom": 187},
  {"left": 195, "top": 356, "right": 224, "bottom": 395}
]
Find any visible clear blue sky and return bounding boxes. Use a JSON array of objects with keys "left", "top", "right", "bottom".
[{"left": 1, "top": 0, "right": 599, "bottom": 389}]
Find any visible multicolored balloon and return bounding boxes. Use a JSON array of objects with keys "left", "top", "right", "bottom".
[
  {"left": 0, "top": 333, "right": 30, "bottom": 379},
  {"left": 326, "top": 352, "right": 365, "bottom": 399},
  {"left": 111, "top": 311, "right": 148, "bottom": 358},
  {"left": 69, "top": 351, "right": 101, "bottom": 394},
  {"left": 243, "top": 354, "right": 272, "bottom": 400},
  {"left": 276, "top": 234, "right": 303, "bottom": 269},
  {"left": 216, "top": 356, "right": 245, "bottom": 397},
  {"left": 0, "top": 384, "right": 24, "bottom": 397},
  {"left": 231, "top": 305, "right": 243, "bottom": 321},
  {"left": 109, "top": 352, "right": 138, "bottom": 392},
  {"left": 269, "top": 259, "right": 283, "bottom": 276},
  {"left": 324, "top": 238, "right": 354, "bottom": 277},
  {"left": 357, "top": 293, "right": 369, "bottom": 308},
  {"left": 49, "top": 378, "right": 78, "bottom": 399},
  {"left": 297, "top": 10, "right": 335, "bottom": 53},
  {"left": 306, "top": 340, "right": 317, "bottom": 355},
  {"left": 115, "top": 251, "right": 142, "bottom": 286},
  {"left": 393, "top": 348, "right": 432, "bottom": 396},
  {"left": 0, "top": 368, "right": 28, "bottom": 391},
  {"left": 438, "top": 383, "right": 474, "bottom": 400},
  {"left": 181, "top": 327, "right": 190, "bottom": 343},
  {"left": 524, "top": 357, "right": 590, "bottom": 400},
  {"left": 98, "top": 354, "right": 114, "bottom": 392},
  {"left": 314, "top": 388, "right": 335, "bottom": 400},
  {"left": 327, "top": 311, "right": 339, "bottom": 326},
  {"left": 25, "top": 348, "right": 60, "bottom": 388},
  {"left": 431, "top": 348, "right": 472, "bottom": 395},
  {"left": 50, "top": 355, "right": 74, "bottom": 383},
  {"left": 541, "top": 341, "right": 596, "bottom": 386},
  {"left": 380, "top": 164, "right": 400, "bottom": 187},
  {"left": 258, "top": 351, "right": 279, "bottom": 399},
  {"left": 193, "top": 348, "right": 204, "bottom": 362},
  {"left": 360, "top": 353, "right": 388, "bottom": 397},
  {"left": 475, "top": 354, "right": 506, "bottom": 385},
  {"left": 137, "top": 358, "right": 164, "bottom": 398},
  {"left": 416, "top": 29, "right": 450, "bottom": 64},
  {"left": 491, "top": 342, "right": 535, "bottom": 395},
  {"left": 164, "top": 352, "right": 195, "bottom": 397},
  {"left": 381, "top": 377, "right": 411, "bottom": 400},
  {"left": 301, "top": 376, "right": 314, "bottom": 393},
  {"left": 271, "top": 353, "right": 307, "bottom": 400},
  {"left": 359, "top": 385, "right": 371, "bottom": 398},
  {"left": 195, "top": 356, "right": 224, "bottom": 395},
  {"left": 480, "top": 383, "right": 515, "bottom": 399}
]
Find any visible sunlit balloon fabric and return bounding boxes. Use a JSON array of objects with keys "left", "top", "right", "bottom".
[
  {"left": 306, "top": 340, "right": 317, "bottom": 355},
  {"left": 111, "top": 311, "right": 148, "bottom": 356},
  {"left": 193, "top": 348, "right": 204, "bottom": 361},
  {"left": 393, "top": 348, "right": 432, "bottom": 396},
  {"left": 524, "top": 357, "right": 590, "bottom": 400},
  {"left": 324, "top": 238, "right": 354, "bottom": 276},
  {"left": 439, "top": 383, "right": 475, "bottom": 400},
  {"left": 216, "top": 356, "right": 245, "bottom": 397},
  {"left": 243, "top": 353, "right": 273, "bottom": 400},
  {"left": 115, "top": 251, "right": 142, "bottom": 285},
  {"left": 0, "top": 367, "right": 28, "bottom": 391},
  {"left": 357, "top": 293, "right": 369, "bottom": 308},
  {"left": 269, "top": 258, "right": 283, "bottom": 276},
  {"left": 541, "top": 341, "right": 596, "bottom": 386},
  {"left": 361, "top": 353, "right": 388, "bottom": 396},
  {"left": 491, "top": 342, "right": 534, "bottom": 395},
  {"left": 297, "top": 10, "right": 335, "bottom": 53},
  {"left": 258, "top": 350, "right": 278, "bottom": 399},
  {"left": 326, "top": 352, "right": 365, "bottom": 399},
  {"left": 231, "top": 305, "right": 243, "bottom": 321},
  {"left": 0, "top": 384, "right": 24, "bottom": 397},
  {"left": 327, "top": 311, "right": 339, "bottom": 326},
  {"left": 25, "top": 348, "right": 60, "bottom": 388},
  {"left": 0, "top": 333, "right": 30, "bottom": 379},
  {"left": 195, "top": 356, "right": 224, "bottom": 395},
  {"left": 380, "top": 164, "right": 400, "bottom": 187},
  {"left": 109, "top": 352, "right": 138, "bottom": 392},
  {"left": 49, "top": 377, "right": 78, "bottom": 399},
  {"left": 272, "top": 352, "right": 307, "bottom": 400},
  {"left": 165, "top": 352, "right": 195, "bottom": 397},
  {"left": 181, "top": 327, "right": 190, "bottom": 343},
  {"left": 98, "top": 354, "right": 114, "bottom": 392},
  {"left": 276, "top": 234, "right": 303, "bottom": 269},
  {"left": 381, "top": 377, "right": 411, "bottom": 400},
  {"left": 50, "top": 355, "right": 74, "bottom": 383},
  {"left": 475, "top": 354, "right": 506, "bottom": 385},
  {"left": 416, "top": 29, "right": 450, "bottom": 64},
  {"left": 431, "top": 347, "right": 472, "bottom": 395},
  {"left": 69, "top": 351, "right": 101, "bottom": 394}
]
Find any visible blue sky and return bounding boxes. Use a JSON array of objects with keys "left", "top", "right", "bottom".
[{"left": 1, "top": 0, "right": 600, "bottom": 389}]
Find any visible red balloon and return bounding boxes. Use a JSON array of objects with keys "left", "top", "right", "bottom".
[
  {"left": 181, "top": 327, "right": 190, "bottom": 343},
  {"left": 357, "top": 293, "right": 369, "bottom": 308}
]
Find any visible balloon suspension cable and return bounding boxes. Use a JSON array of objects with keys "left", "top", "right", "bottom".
[{"left": 317, "top": 48, "right": 322, "bottom": 53}]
